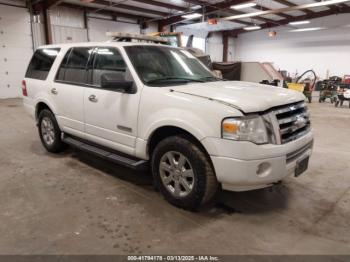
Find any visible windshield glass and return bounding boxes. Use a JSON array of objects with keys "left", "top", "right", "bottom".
[{"left": 124, "top": 45, "right": 219, "bottom": 86}]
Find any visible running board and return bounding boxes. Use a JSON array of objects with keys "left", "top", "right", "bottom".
[{"left": 62, "top": 136, "right": 148, "bottom": 171}]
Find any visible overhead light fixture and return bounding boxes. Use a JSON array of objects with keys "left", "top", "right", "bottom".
[
  {"left": 80, "top": 0, "right": 95, "bottom": 3},
  {"left": 224, "top": 0, "right": 350, "bottom": 20},
  {"left": 231, "top": 2, "right": 257, "bottom": 10},
  {"left": 243, "top": 25, "right": 261, "bottom": 31},
  {"left": 289, "top": 20, "right": 310, "bottom": 25},
  {"left": 181, "top": 13, "right": 202, "bottom": 20},
  {"left": 290, "top": 27, "right": 324, "bottom": 32}
]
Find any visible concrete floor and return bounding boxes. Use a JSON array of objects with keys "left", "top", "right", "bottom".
[{"left": 0, "top": 98, "right": 350, "bottom": 255}]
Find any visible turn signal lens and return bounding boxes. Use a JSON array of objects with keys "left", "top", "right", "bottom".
[{"left": 223, "top": 122, "right": 238, "bottom": 134}]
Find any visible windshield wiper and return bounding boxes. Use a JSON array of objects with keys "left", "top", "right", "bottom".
[{"left": 146, "top": 76, "right": 205, "bottom": 84}]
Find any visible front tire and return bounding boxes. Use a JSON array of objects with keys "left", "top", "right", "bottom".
[
  {"left": 38, "top": 109, "right": 66, "bottom": 153},
  {"left": 151, "top": 136, "right": 219, "bottom": 210}
]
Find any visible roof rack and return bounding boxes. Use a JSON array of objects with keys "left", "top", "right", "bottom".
[{"left": 106, "top": 32, "right": 169, "bottom": 44}]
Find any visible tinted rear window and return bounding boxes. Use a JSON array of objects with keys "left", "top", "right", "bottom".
[{"left": 25, "top": 48, "right": 60, "bottom": 80}]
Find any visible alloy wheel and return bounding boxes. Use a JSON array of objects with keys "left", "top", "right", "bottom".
[
  {"left": 41, "top": 117, "right": 55, "bottom": 146},
  {"left": 159, "top": 151, "right": 195, "bottom": 198}
]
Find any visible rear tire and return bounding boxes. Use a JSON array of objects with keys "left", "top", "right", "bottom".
[
  {"left": 151, "top": 136, "right": 219, "bottom": 211},
  {"left": 38, "top": 109, "right": 66, "bottom": 153}
]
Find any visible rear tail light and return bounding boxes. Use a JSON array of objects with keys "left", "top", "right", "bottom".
[{"left": 22, "top": 80, "right": 28, "bottom": 96}]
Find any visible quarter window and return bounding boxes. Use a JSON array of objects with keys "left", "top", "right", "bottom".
[{"left": 25, "top": 48, "right": 60, "bottom": 80}]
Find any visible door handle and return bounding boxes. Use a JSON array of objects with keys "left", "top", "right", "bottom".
[
  {"left": 51, "top": 88, "right": 58, "bottom": 95},
  {"left": 88, "top": 94, "right": 98, "bottom": 102}
]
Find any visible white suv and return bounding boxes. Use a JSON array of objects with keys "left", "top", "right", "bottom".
[{"left": 22, "top": 42, "right": 313, "bottom": 210}]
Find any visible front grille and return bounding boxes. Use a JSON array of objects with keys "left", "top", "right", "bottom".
[{"left": 272, "top": 102, "right": 311, "bottom": 144}]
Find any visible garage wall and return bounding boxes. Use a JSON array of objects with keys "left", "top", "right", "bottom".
[
  {"left": 49, "top": 6, "right": 88, "bottom": 44},
  {"left": 0, "top": 3, "right": 33, "bottom": 98},
  {"left": 87, "top": 16, "right": 140, "bottom": 42},
  {"left": 234, "top": 14, "right": 350, "bottom": 79},
  {"left": 87, "top": 15, "right": 156, "bottom": 42},
  {"left": 207, "top": 33, "right": 223, "bottom": 62},
  {"left": 206, "top": 32, "right": 235, "bottom": 62}
]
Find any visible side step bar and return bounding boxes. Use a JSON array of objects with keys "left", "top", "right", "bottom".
[{"left": 62, "top": 136, "right": 148, "bottom": 171}]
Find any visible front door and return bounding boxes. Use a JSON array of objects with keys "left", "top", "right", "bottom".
[{"left": 83, "top": 47, "right": 141, "bottom": 156}]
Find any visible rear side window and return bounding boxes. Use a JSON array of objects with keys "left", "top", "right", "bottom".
[
  {"left": 25, "top": 48, "right": 60, "bottom": 80},
  {"left": 56, "top": 47, "right": 94, "bottom": 85}
]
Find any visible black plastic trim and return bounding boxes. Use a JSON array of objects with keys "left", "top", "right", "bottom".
[{"left": 62, "top": 135, "right": 148, "bottom": 171}]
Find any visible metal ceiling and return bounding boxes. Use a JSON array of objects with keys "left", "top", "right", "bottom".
[{"left": 31, "top": 0, "right": 350, "bottom": 34}]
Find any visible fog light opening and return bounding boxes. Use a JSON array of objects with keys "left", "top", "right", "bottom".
[{"left": 256, "top": 162, "right": 271, "bottom": 177}]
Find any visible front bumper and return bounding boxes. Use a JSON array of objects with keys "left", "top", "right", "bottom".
[{"left": 202, "top": 130, "right": 314, "bottom": 191}]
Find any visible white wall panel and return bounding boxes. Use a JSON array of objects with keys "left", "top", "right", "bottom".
[
  {"left": 48, "top": 6, "right": 87, "bottom": 44},
  {"left": 206, "top": 32, "right": 235, "bottom": 62},
  {"left": 182, "top": 35, "right": 205, "bottom": 52},
  {"left": 87, "top": 17, "right": 140, "bottom": 42},
  {"left": 0, "top": 4, "right": 32, "bottom": 98},
  {"left": 145, "top": 22, "right": 158, "bottom": 34},
  {"left": 234, "top": 14, "right": 350, "bottom": 79},
  {"left": 207, "top": 32, "right": 223, "bottom": 62},
  {"left": 51, "top": 25, "right": 88, "bottom": 44},
  {"left": 49, "top": 6, "right": 84, "bottom": 28}
]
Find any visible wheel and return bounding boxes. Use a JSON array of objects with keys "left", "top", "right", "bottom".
[
  {"left": 151, "top": 136, "right": 219, "bottom": 210},
  {"left": 38, "top": 109, "right": 66, "bottom": 153}
]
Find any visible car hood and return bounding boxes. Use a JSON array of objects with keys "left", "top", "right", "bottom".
[{"left": 169, "top": 81, "right": 305, "bottom": 113}]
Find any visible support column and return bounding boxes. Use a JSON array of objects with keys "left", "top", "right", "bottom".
[
  {"left": 222, "top": 32, "right": 228, "bottom": 62},
  {"left": 43, "top": 8, "right": 52, "bottom": 44}
]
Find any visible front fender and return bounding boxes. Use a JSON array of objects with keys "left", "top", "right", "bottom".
[
  {"left": 142, "top": 109, "right": 213, "bottom": 141},
  {"left": 136, "top": 86, "right": 243, "bottom": 159}
]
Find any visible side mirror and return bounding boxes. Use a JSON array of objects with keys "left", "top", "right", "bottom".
[{"left": 101, "top": 72, "right": 134, "bottom": 93}]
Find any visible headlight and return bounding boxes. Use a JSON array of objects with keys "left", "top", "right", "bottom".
[{"left": 222, "top": 116, "right": 268, "bottom": 144}]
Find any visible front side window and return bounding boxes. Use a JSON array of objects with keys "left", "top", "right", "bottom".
[
  {"left": 25, "top": 48, "right": 60, "bottom": 80},
  {"left": 124, "top": 46, "right": 218, "bottom": 86},
  {"left": 56, "top": 47, "right": 94, "bottom": 84},
  {"left": 91, "top": 47, "right": 128, "bottom": 86}
]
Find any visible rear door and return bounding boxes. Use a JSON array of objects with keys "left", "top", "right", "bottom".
[
  {"left": 52, "top": 47, "right": 94, "bottom": 138},
  {"left": 83, "top": 47, "right": 141, "bottom": 156}
]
